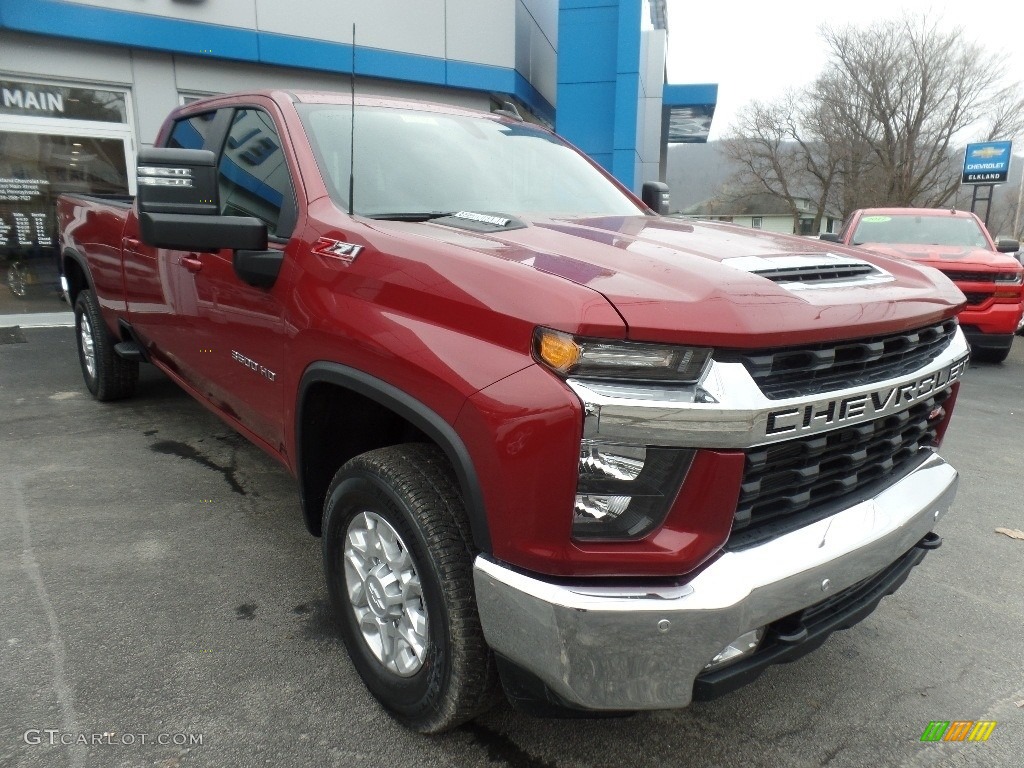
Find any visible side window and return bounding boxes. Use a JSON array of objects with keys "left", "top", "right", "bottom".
[
  {"left": 218, "top": 108, "right": 296, "bottom": 238},
  {"left": 166, "top": 112, "right": 217, "bottom": 149}
]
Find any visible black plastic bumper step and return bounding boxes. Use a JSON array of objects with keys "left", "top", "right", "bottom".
[{"left": 114, "top": 341, "right": 145, "bottom": 361}]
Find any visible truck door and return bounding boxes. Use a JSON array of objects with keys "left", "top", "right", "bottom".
[
  {"left": 123, "top": 110, "right": 221, "bottom": 381},
  {"left": 180, "top": 105, "right": 297, "bottom": 454}
]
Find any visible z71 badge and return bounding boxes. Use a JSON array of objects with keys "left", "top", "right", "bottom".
[{"left": 312, "top": 237, "right": 363, "bottom": 265}]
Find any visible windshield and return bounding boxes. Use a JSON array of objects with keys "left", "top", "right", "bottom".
[
  {"left": 851, "top": 213, "right": 989, "bottom": 248},
  {"left": 297, "top": 104, "right": 644, "bottom": 218}
]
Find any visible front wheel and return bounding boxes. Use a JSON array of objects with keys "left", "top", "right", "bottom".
[
  {"left": 74, "top": 290, "right": 138, "bottom": 400},
  {"left": 322, "top": 444, "right": 498, "bottom": 733}
]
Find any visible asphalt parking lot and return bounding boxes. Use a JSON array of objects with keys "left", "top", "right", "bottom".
[{"left": 2, "top": 326, "right": 1022, "bottom": 768}]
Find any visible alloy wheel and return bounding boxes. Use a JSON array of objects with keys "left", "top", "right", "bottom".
[{"left": 343, "top": 510, "right": 428, "bottom": 676}]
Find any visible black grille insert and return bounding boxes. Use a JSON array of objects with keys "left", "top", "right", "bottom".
[
  {"left": 939, "top": 270, "right": 995, "bottom": 283},
  {"left": 732, "top": 390, "right": 951, "bottom": 540},
  {"left": 716, "top": 319, "right": 958, "bottom": 400},
  {"left": 962, "top": 291, "right": 991, "bottom": 306}
]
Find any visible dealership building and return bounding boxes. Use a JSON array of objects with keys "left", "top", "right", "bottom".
[{"left": 0, "top": 0, "right": 717, "bottom": 317}]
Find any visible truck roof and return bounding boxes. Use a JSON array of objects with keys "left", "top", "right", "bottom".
[
  {"left": 176, "top": 89, "right": 523, "bottom": 124},
  {"left": 856, "top": 207, "right": 979, "bottom": 219}
]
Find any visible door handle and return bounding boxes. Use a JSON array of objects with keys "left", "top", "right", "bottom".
[
  {"left": 181, "top": 256, "right": 203, "bottom": 273},
  {"left": 123, "top": 237, "right": 141, "bottom": 250}
]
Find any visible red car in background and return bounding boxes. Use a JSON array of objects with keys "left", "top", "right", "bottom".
[{"left": 823, "top": 207, "right": 1023, "bottom": 362}]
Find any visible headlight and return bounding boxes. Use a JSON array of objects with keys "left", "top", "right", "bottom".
[
  {"left": 533, "top": 328, "right": 712, "bottom": 383},
  {"left": 995, "top": 271, "right": 1023, "bottom": 284}
]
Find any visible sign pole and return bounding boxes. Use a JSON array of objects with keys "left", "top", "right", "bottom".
[
  {"left": 1014, "top": 167, "right": 1024, "bottom": 239},
  {"left": 969, "top": 184, "right": 994, "bottom": 228}
]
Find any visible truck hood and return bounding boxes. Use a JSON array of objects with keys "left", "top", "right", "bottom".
[
  {"left": 377, "top": 215, "right": 966, "bottom": 347},
  {"left": 855, "top": 242, "right": 1020, "bottom": 271}
]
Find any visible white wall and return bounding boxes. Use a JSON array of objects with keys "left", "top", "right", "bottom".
[
  {"left": 514, "top": 0, "right": 557, "bottom": 106},
  {"left": 635, "top": 25, "right": 666, "bottom": 189},
  {"left": 1, "top": 31, "right": 495, "bottom": 148}
]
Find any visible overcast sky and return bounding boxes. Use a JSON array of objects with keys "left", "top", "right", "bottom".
[{"left": 665, "top": 1, "right": 1024, "bottom": 142}]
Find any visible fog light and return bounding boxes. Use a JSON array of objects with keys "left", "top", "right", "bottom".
[
  {"left": 572, "top": 444, "right": 694, "bottom": 541},
  {"left": 704, "top": 628, "right": 764, "bottom": 670},
  {"left": 574, "top": 494, "right": 632, "bottom": 522},
  {"left": 579, "top": 442, "right": 646, "bottom": 481}
]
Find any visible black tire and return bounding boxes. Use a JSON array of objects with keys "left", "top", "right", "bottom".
[
  {"left": 322, "top": 443, "right": 498, "bottom": 733},
  {"left": 74, "top": 290, "right": 139, "bottom": 400},
  {"left": 972, "top": 346, "right": 1011, "bottom": 364}
]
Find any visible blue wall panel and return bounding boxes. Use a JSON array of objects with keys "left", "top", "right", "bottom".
[
  {"left": 556, "top": 6, "right": 618, "bottom": 84},
  {"left": 556, "top": 82, "right": 617, "bottom": 153},
  {"left": 556, "top": 0, "right": 641, "bottom": 189}
]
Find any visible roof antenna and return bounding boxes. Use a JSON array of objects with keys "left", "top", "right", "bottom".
[
  {"left": 348, "top": 23, "right": 356, "bottom": 216},
  {"left": 493, "top": 99, "right": 523, "bottom": 121}
]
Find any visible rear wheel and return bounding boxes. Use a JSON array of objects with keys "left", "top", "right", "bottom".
[
  {"left": 74, "top": 290, "right": 138, "bottom": 400},
  {"left": 7, "top": 262, "right": 27, "bottom": 298},
  {"left": 322, "top": 443, "right": 497, "bottom": 733}
]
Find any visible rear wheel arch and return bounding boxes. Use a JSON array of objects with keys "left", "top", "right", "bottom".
[
  {"left": 295, "top": 363, "right": 491, "bottom": 553},
  {"left": 61, "top": 248, "right": 92, "bottom": 305}
]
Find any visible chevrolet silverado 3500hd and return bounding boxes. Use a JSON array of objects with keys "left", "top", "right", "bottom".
[{"left": 58, "top": 90, "right": 967, "bottom": 732}]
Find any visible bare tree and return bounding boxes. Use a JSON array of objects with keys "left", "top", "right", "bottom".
[
  {"left": 722, "top": 15, "right": 1024, "bottom": 224},
  {"left": 721, "top": 93, "right": 808, "bottom": 232}
]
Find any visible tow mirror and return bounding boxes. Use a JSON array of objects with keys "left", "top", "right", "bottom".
[
  {"left": 136, "top": 147, "right": 267, "bottom": 252},
  {"left": 995, "top": 236, "right": 1020, "bottom": 253},
  {"left": 641, "top": 182, "right": 671, "bottom": 215},
  {"left": 137, "top": 148, "right": 218, "bottom": 216}
]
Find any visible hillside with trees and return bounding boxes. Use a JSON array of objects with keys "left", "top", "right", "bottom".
[{"left": 669, "top": 16, "right": 1024, "bottom": 238}]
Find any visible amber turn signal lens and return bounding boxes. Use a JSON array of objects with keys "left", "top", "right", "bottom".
[{"left": 537, "top": 331, "right": 580, "bottom": 372}]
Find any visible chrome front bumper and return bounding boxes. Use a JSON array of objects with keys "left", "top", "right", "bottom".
[{"left": 473, "top": 451, "right": 958, "bottom": 711}]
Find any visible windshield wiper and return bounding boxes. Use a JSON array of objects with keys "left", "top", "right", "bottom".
[{"left": 364, "top": 212, "right": 456, "bottom": 222}]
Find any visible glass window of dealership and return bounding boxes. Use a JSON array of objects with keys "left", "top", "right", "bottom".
[{"left": 0, "top": 77, "right": 133, "bottom": 314}]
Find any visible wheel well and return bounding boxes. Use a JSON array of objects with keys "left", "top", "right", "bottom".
[
  {"left": 299, "top": 381, "right": 430, "bottom": 535},
  {"left": 296, "top": 366, "right": 492, "bottom": 552},
  {"left": 62, "top": 251, "right": 89, "bottom": 305}
]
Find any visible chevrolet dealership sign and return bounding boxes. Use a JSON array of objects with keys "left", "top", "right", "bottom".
[{"left": 962, "top": 141, "right": 1012, "bottom": 184}]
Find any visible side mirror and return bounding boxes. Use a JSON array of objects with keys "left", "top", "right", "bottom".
[
  {"left": 995, "top": 236, "right": 1020, "bottom": 253},
  {"left": 819, "top": 232, "right": 841, "bottom": 243},
  {"left": 136, "top": 147, "right": 268, "bottom": 252},
  {"left": 641, "top": 182, "right": 671, "bottom": 215},
  {"left": 137, "top": 148, "right": 218, "bottom": 216}
]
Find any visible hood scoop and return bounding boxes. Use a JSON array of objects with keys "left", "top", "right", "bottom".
[{"left": 722, "top": 253, "right": 893, "bottom": 290}]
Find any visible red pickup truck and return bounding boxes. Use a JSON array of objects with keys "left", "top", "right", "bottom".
[
  {"left": 58, "top": 90, "right": 968, "bottom": 732},
  {"left": 822, "top": 207, "right": 1024, "bottom": 363}
]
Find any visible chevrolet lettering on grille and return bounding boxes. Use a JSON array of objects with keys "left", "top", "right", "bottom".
[{"left": 765, "top": 353, "right": 969, "bottom": 436}]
